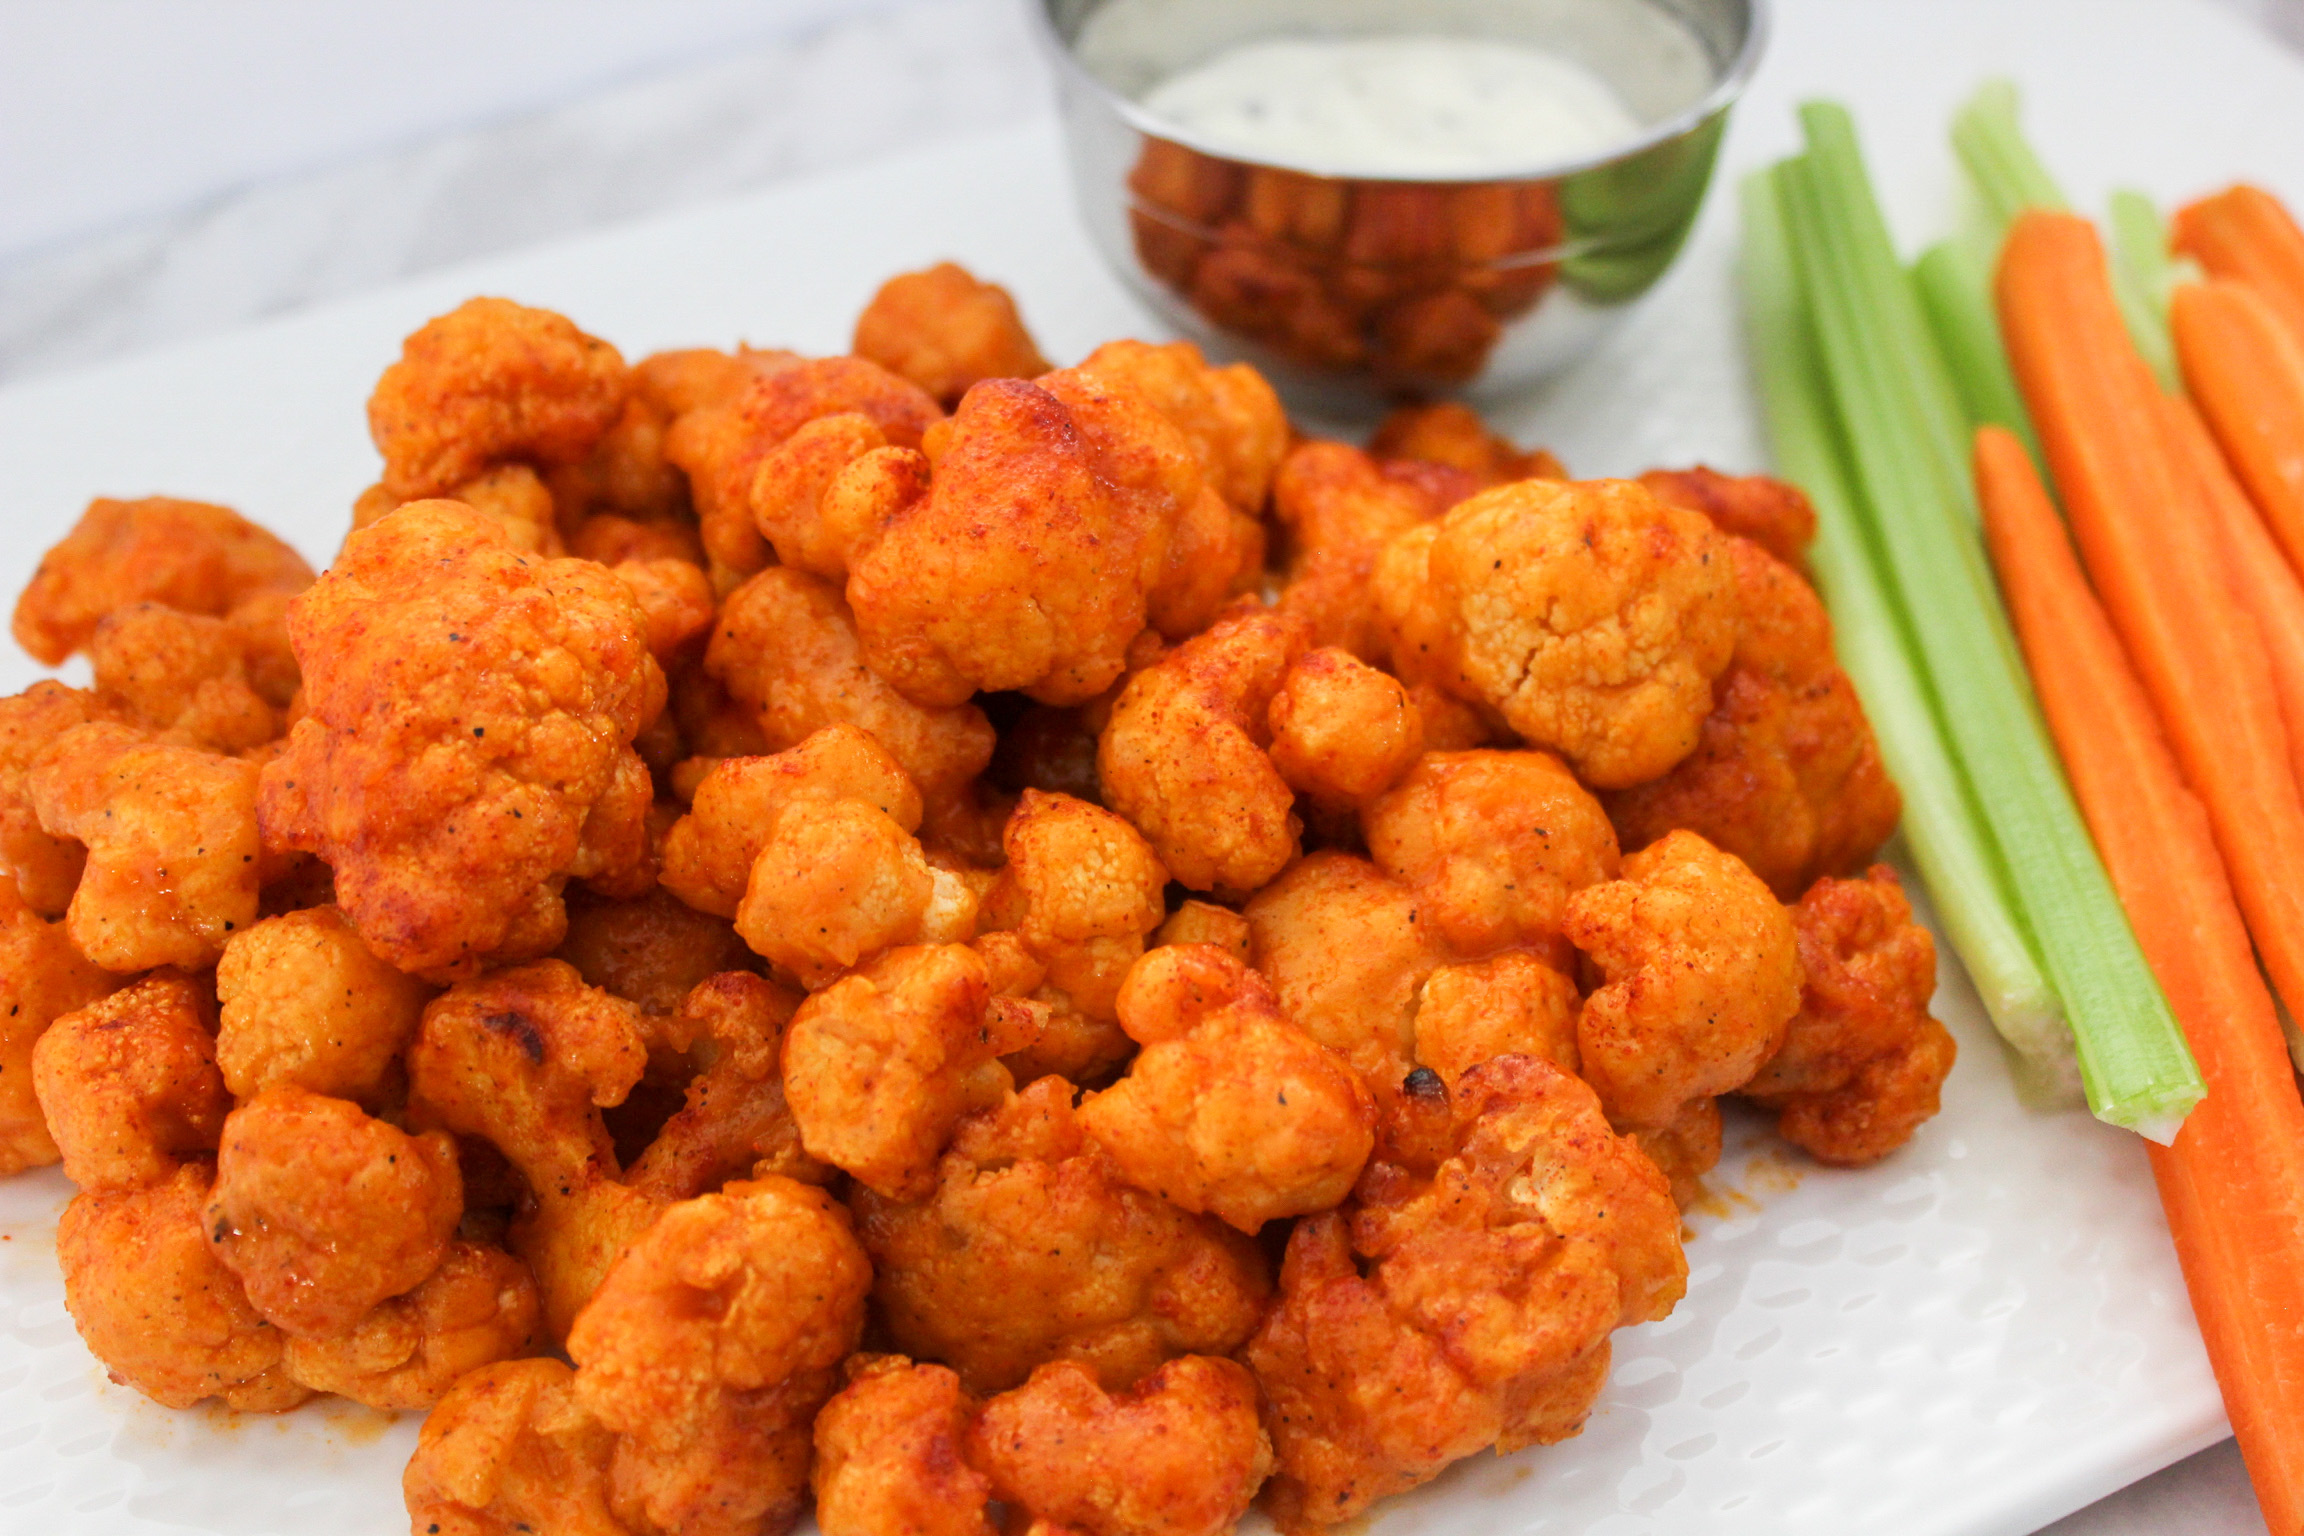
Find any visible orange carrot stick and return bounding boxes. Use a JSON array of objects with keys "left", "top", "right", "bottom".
[
  {"left": 1997, "top": 212, "right": 2304, "bottom": 1045},
  {"left": 2174, "top": 184, "right": 2304, "bottom": 352},
  {"left": 2172, "top": 279, "right": 2304, "bottom": 582},
  {"left": 1978, "top": 423, "right": 2304, "bottom": 1535},
  {"left": 2161, "top": 392, "right": 2304, "bottom": 795}
]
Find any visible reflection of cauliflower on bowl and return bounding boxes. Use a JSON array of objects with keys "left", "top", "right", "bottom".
[{"left": 0, "top": 268, "right": 1949, "bottom": 1536}]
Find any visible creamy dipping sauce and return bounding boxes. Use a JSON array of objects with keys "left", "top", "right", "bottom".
[{"left": 1139, "top": 34, "right": 1644, "bottom": 177}]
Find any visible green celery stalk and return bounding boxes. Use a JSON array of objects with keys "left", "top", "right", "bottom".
[
  {"left": 1781, "top": 106, "right": 2203, "bottom": 1141},
  {"left": 2105, "top": 188, "right": 2201, "bottom": 387},
  {"left": 1915, "top": 234, "right": 2043, "bottom": 463},
  {"left": 1741, "top": 166, "right": 2078, "bottom": 1102}
]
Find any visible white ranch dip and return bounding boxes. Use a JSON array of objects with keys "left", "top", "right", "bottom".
[{"left": 1139, "top": 34, "right": 1644, "bottom": 177}]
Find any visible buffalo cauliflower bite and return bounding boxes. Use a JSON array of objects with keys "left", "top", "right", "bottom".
[
  {"left": 613, "top": 556, "right": 715, "bottom": 666},
  {"left": 87, "top": 602, "right": 282, "bottom": 752},
  {"left": 58, "top": 1162, "right": 310, "bottom": 1411},
  {"left": 844, "top": 373, "right": 1195, "bottom": 708},
  {"left": 1367, "top": 402, "right": 1565, "bottom": 488},
  {"left": 706, "top": 566, "right": 995, "bottom": 808},
  {"left": 1411, "top": 951, "right": 1581, "bottom": 1087},
  {"left": 1244, "top": 852, "right": 1447, "bottom": 1099},
  {"left": 733, "top": 791, "right": 980, "bottom": 989},
  {"left": 352, "top": 463, "right": 566, "bottom": 558},
  {"left": 1638, "top": 465, "right": 1818, "bottom": 571},
  {"left": 1742, "top": 867, "right": 1957, "bottom": 1167},
  {"left": 566, "top": 1176, "right": 872, "bottom": 1536},
  {"left": 203, "top": 1086, "right": 463, "bottom": 1339},
  {"left": 781, "top": 943, "right": 1032, "bottom": 1199},
  {"left": 367, "top": 297, "right": 628, "bottom": 500},
  {"left": 1079, "top": 945, "right": 1375, "bottom": 1232},
  {"left": 1361, "top": 749, "right": 1620, "bottom": 967},
  {"left": 32, "top": 971, "right": 228, "bottom": 1193},
  {"left": 30, "top": 720, "right": 262, "bottom": 971},
  {"left": 283, "top": 1241, "right": 542, "bottom": 1409},
  {"left": 1375, "top": 478, "right": 1739, "bottom": 789},
  {"left": 1603, "top": 538, "right": 1901, "bottom": 901},
  {"left": 403, "top": 1357, "right": 632, "bottom": 1536},
  {"left": 970, "top": 1356, "right": 1274, "bottom": 1536},
  {"left": 1066, "top": 338, "right": 1288, "bottom": 515},
  {"left": 1266, "top": 647, "right": 1426, "bottom": 820},
  {"left": 1154, "top": 899, "right": 1253, "bottom": 963},
  {"left": 1271, "top": 441, "right": 1459, "bottom": 660},
  {"left": 213, "top": 904, "right": 434, "bottom": 1102},
  {"left": 1097, "top": 602, "right": 1309, "bottom": 897},
  {"left": 1563, "top": 830, "right": 1801, "bottom": 1133},
  {"left": 851, "top": 1075, "right": 1273, "bottom": 1395},
  {"left": 0, "top": 683, "right": 127, "bottom": 916},
  {"left": 624, "top": 970, "right": 823, "bottom": 1203},
  {"left": 745, "top": 413, "right": 920, "bottom": 580},
  {"left": 0, "top": 876, "right": 117, "bottom": 1174},
  {"left": 852, "top": 262, "right": 1053, "bottom": 408},
  {"left": 258, "top": 501, "right": 661, "bottom": 980},
  {"left": 812, "top": 1356, "right": 997, "bottom": 1536},
  {"left": 555, "top": 885, "right": 757, "bottom": 1026},
  {"left": 11, "top": 495, "right": 313, "bottom": 667},
  {"left": 1246, "top": 1056, "right": 1685, "bottom": 1528}
]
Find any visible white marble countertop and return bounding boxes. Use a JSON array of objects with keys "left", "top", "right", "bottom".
[{"left": 0, "top": 1, "right": 2294, "bottom": 1531}]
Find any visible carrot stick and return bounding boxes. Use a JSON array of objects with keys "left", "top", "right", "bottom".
[
  {"left": 1977, "top": 423, "right": 2304, "bottom": 1535},
  {"left": 2162, "top": 393, "right": 2304, "bottom": 799},
  {"left": 2172, "top": 279, "right": 2304, "bottom": 582},
  {"left": 2173, "top": 184, "right": 2304, "bottom": 352},
  {"left": 1997, "top": 212, "right": 2304, "bottom": 1049}
]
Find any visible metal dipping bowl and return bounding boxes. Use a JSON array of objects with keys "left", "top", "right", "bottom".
[{"left": 1030, "top": 0, "right": 1768, "bottom": 413}]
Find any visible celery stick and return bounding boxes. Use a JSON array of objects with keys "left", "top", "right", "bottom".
[
  {"left": 1915, "top": 235, "right": 2044, "bottom": 463},
  {"left": 1741, "top": 167, "right": 2079, "bottom": 1102},
  {"left": 1781, "top": 112, "right": 2203, "bottom": 1140},
  {"left": 2105, "top": 188, "right": 2197, "bottom": 390}
]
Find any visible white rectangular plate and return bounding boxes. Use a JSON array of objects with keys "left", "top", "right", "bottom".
[{"left": 2, "top": 1, "right": 2299, "bottom": 1530}]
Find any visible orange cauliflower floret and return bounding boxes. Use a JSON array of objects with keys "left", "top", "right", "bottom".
[
  {"left": 1742, "top": 866, "right": 1957, "bottom": 1166},
  {"left": 851, "top": 1075, "right": 1272, "bottom": 1395},
  {"left": 1368, "top": 401, "right": 1565, "bottom": 488},
  {"left": 1245, "top": 1056, "right": 1685, "bottom": 1529},
  {"left": 781, "top": 943, "right": 1033, "bottom": 1199},
  {"left": 367, "top": 297, "right": 628, "bottom": 500},
  {"left": 1411, "top": 950, "right": 1581, "bottom": 1087},
  {"left": 214, "top": 904, "right": 434, "bottom": 1102},
  {"left": 0, "top": 875, "right": 116, "bottom": 1175},
  {"left": 1079, "top": 945, "right": 1374, "bottom": 1232},
  {"left": 1266, "top": 646, "right": 1426, "bottom": 821},
  {"left": 1374, "top": 477, "right": 1738, "bottom": 789},
  {"left": 852, "top": 262, "right": 1052, "bottom": 408},
  {"left": 30, "top": 720, "right": 263, "bottom": 971},
  {"left": 1638, "top": 465, "right": 1818, "bottom": 572},
  {"left": 1603, "top": 537, "right": 1901, "bottom": 901},
  {"left": 403, "top": 1357, "right": 631, "bottom": 1536},
  {"left": 87, "top": 602, "right": 283, "bottom": 752},
  {"left": 566, "top": 1176, "right": 872, "bottom": 1536},
  {"left": 203, "top": 1086, "right": 463, "bottom": 1339},
  {"left": 1, "top": 683, "right": 127, "bottom": 917},
  {"left": 1098, "top": 602, "right": 1309, "bottom": 897},
  {"left": 32, "top": 971, "right": 227, "bottom": 1194},
  {"left": 258, "top": 501, "right": 661, "bottom": 980},
  {"left": 845, "top": 373, "right": 1197, "bottom": 708},
  {"left": 1361, "top": 749, "right": 1620, "bottom": 966},
  {"left": 970, "top": 1356, "right": 1274, "bottom": 1536},
  {"left": 1563, "top": 829, "right": 1801, "bottom": 1133},
  {"left": 1068, "top": 338, "right": 1288, "bottom": 514},
  {"left": 812, "top": 1356, "right": 997, "bottom": 1536},
  {"left": 11, "top": 496, "right": 312, "bottom": 667},
  {"left": 555, "top": 886, "right": 755, "bottom": 1024},
  {"left": 1271, "top": 441, "right": 1461, "bottom": 660},
  {"left": 352, "top": 461, "right": 566, "bottom": 558},
  {"left": 624, "top": 970, "right": 822, "bottom": 1203},
  {"left": 282, "top": 1241, "right": 542, "bottom": 1410},
  {"left": 58, "top": 1163, "right": 310, "bottom": 1412}
]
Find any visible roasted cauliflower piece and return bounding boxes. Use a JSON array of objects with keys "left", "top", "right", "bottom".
[
  {"left": 214, "top": 904, "right": 434, "bottom": 1102},
  {"left": 11, "top": 495, "right": 313, "bottom": 667},
  {"left": 368, "top": 297, "right": 628, "bottom": 501},
  {"left": 204, "top": 1086, "right": 463, "bottom": 1339},
  {"left": 554, "top": 885, "right": 756, "bottom": 1025},
  {"left": 1367, "top": 401, "right": 1565, "bottom": 488},
  {"left": 851, "top": 1075, "right": 1272, "bottom": 1395},
  {"left": 1372, "top": 477, "right": 1738, "bottom": 789},
  {"left": 852, "top": 262, "right": 1052, "bottom": 409},
  {"left": 258, "top": 501, "right": 661, "bottom": 980},
  {"left": 781, "top": 943, "right": 1031, "bottom": 1199},
  {"left": 1411, "top": 950, "right": 1581, "bottom": 1087},
  {"left": 30, "top": 720, "right": 262, "bottom": 971},
  {"left": 1245, "top": 1057, "right": 1685, "bottom": 1528},
  {"left": 0, "top": 683, "right": 127, "bottom": 916},
  {"left": 1361, "top": 748, "right": 1619, "bottom": 966},
  {"left": 613, "top": 555, "right": 715, "bottom": 667},
  {"left": 0, "top": 876, "right": 116, "bottom": 1175},
  {"left": 971, "top": 1356, "right": 1274, "bottom": 1536},
  {"left": 625, "top": 970, "right": 821, "bottom": 1203},
  {"left": 1638, "top": 465, "right": 1817, "bottom": 571},
  {"left": 1097, "top": 602, "right": 1309, "bottom": 897},
  {"left": 1271, "top": 441, "right": 1459, "bottom": 660},
  {"left": 1563, "top": 830, "right": 1801, "bottom": 1133},
  {"left": 1743, "top": 867, "right": 1957, "bottom": 1166},
  {"left": 1067, "top": 338, "right": 1288, "bottom": 515},
  {"left": 566, "top": 1176, "right": 872, "bottom": 1536},
  {"left": 812, "top": 1355, "right": 997, "bottom": 1536},
  {"left": 58, "top": 1162, "right": 310, "bottom": 1412},
  {"left": 32, "top": 971, "right": 227, "bottom": 1194},
  {"left": 1603, "top": 537, "right": 1901, "bottom": 901},
  {"left": 87, "top": 602, "right": 282, "bottom": 753},
  {"left": 734, "top": 795, "right": 978, "bottom": 988},
  {"left": 1266, "top": 646, "right": 1425, "bottom": 820},
  {"left": 1080, "top": 945, "right": 1374, "bottom": 1232},
  {"left": 353, "top": 462, "right": 566, "bottom": 558},
  {"left": 283, "top": 1241, "right": 543, "bottom": 1410},
  {"left": 845, "top": 373, "right": 1196, "bottom": 708},
  {"left": 403, "top": 1357, "right": 631, "bottom": 1536},
  {"left": 1154, "top": 899, "right": 1253, "bottom": 963}
]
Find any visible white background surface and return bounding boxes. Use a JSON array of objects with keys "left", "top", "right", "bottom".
[{"left": 1, "top": 2, "right": 2301, "bottom": 1532}]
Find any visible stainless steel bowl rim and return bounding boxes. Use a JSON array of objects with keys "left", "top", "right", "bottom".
[{"left": 1027, "top": 0, "right": 1771, "bottom": 188}]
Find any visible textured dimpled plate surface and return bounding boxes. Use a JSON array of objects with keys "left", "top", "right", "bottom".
[{"left": 3, "top": 1, "right": 2300, "bottom": 1530}]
